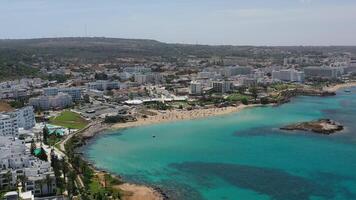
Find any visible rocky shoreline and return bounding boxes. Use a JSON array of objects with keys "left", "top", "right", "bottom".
[
  {"left": 276, "top": 88, "right": 336, "bottom": 104},
  {"left": 281, "top": 119, "right": 343, "bottom": 135}
]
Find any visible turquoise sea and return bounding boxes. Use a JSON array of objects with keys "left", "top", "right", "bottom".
[{"left": 84, "top": 87, "right": 356, "bottom": 200}]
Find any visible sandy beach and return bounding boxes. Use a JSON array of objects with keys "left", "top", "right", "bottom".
[
  {"left": 111, "top": 104, "right": 258, "bottom": 130},
  {"left": 116, "top": 183, "right": 164, "bottom": 200},
  {"left": 324, "top": 82, "right": 356, "bottom": 92}
]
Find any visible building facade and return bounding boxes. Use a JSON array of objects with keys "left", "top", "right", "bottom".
[
  {"left": 212, "top": 81, "right": 232, "bottom": 93},
  {"left": 0, "top": 137, "right": 56, "bottom": 197},
  {"left": 272, "top": 69, "right": 305, "bottom": 83},
  {"left": 29, "top": 93, "right": 72, "bottom": 110},
  {"left": 190, "top": 81, "right": 203, "bottom": 95},
  {"left": 44, "top": 87, "right": 82, "bottom": 101},
  {"left": 304, "top": 66, "right": 343, "bottom": 79}
]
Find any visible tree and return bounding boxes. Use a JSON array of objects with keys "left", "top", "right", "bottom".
[
  {"left": 67, "top": 170, "right": 77, "bottom": 198},
  {"left": 260, "top": 97, "right": 269, "bottom": 105},
  {"left": 61, "top": 159, "right": 68, "bottom": 182},
  {"left": 250, "top": 86, "right": 258, "bottom": 101},
  {"left": 37, "top": 147, "right": 48, "bottom": 161},
  {"left": 238, "top": 86, "right": 246, "bottom": 94},
  {"left": 43, "top": 126, "right": 49, "bottom": 145},
  {"left": 241, "top": 97, "right": 249, "bottom": 105}
]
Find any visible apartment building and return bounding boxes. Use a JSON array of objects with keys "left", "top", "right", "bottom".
[
  {"left": 190, "top": 81, "right": 203, "bottom": 95},
  {"left": 272, "top": 69, "right": 305, "bottom": 83},
  {"left": 304, "top": 66, "right": 344, "bottom": 79},
  {"left": 44, "top": 87, "right": 82, "bottom": 101},
  {"left": 29, "top": 93, "right": 72, "bottom": 110},
  {"left": 212, "top": 81, "right": 232, "bottom": 93},
  {"left": 0, "top": 137, "right": 56, "bottom": 197},
  {"left": 86, "top": 80, "right": 121, "bottom": 91},
  {"left": 0, "top": 106, "right": 35, "bottom": 136}
]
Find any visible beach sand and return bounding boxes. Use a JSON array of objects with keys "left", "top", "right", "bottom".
[
  {"left": 116, "top": 184, "right": 164, "bottom": 200},
  {"left": 111, "top": 104, "right": 258, "bottom": 130},
  {"left": 324, "top": 82, "right": 356, "bottom": 92}
]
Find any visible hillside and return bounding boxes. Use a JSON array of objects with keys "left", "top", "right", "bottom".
[{"left": 0, "top": 37, "right": 356, "bottom": 80}]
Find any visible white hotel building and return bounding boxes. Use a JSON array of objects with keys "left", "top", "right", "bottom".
[
  {"left": 0, "top": 106, "right": 35, "bottom": 137},
  {"left": 190, "top": 81, "right": 203, "bottom": 95},
  {"left": 29, "top": 93, "right": 73, "bottom": 110},
  {"left": 272, "top": 69, "right": 305, "bottom": 83},
  {"left": 43, "top": 87, "right": 82, "bottom": 101}
]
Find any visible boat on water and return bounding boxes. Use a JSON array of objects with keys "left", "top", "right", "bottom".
[{"left": 344, "top": 90, "right": 351, "bottom": 93}]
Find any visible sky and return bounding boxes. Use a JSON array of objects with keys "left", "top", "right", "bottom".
[{"left": 0, "top": 0, "right": 355, "bottom": 46}]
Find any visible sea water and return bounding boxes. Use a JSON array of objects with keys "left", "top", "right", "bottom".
[{"left": 84, "top": 87, "right": 356, "bottom": 200}]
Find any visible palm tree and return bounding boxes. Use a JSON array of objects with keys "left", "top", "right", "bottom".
[
  {"left": 61, "top": 159, "right": 68, "bottom": 182},
  {"left": 250, "top": 86, "right": 258, "bottom": 101}
]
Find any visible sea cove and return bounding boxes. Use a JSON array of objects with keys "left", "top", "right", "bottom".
[{"left": 84, "top": 87, "right": 356, "bottom": 200}]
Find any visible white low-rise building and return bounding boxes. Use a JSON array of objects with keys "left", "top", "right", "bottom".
[
  {"left": 0, "top": 114, "right": 18, "bottom": 136},
  {"left": 86, "top": 80, "right": 121, "bottom": 91},
  {"left": 0, "top": 137, "right": 56, "bottom": 197},
  {"left": 134, "top": 73, "right": 163, "bottom": 84},
  {"left": 11, "top": 106, "right": 36, "bottom": 130},
  {"left": 0, "top": 106, "right": 35, "bottom": 136}
]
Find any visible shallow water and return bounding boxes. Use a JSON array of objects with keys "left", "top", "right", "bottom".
[{"left": 84, "top": 87, "right": 356, "bottom": 200}]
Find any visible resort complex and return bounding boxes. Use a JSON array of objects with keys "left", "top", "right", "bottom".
[{"left": 0, "top": 38, "right": 356, "bottom": 200}]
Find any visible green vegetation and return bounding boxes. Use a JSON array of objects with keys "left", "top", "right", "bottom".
[
  {"left": 64, "top": 134, "right": 123, "bottom": 199},
  {"left": 226, "top": 93, "right": 252, "bottom": 102},
  {"left": 48, "top": 135, "right": 62, "bottom": 146},
  {"left": 104, "top": 115, "right": 127, "bottom": 123},
  {"left": 269, "top": 83, "right": 299, "bottom": 91},
  {"left": 0, "top": 61, "right": 40, "bottom": 80},
  {"left": 89, "top": 174, "right": 122, "bottom": 199},
  {"left": 260, "top": 97, "right": 270, "bottom": 105},
  {"left": 43, "top": 126, "right": 63, "bottom": 146},
  {"left": 49, "top": 111, "right": 88, "bottom": 129},
  {"left": 145, "top": 101, "right": 172, "bottom": 110}
]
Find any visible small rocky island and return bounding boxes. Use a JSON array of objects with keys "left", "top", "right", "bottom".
[{"left": 281, "top": 119, "right": 343, "bottom": 135}]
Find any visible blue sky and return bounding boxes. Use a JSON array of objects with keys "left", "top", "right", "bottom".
[{"left": 0, "top": 0, "right": 355, "bottom": 45}]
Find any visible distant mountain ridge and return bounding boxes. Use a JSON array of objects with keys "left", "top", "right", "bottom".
[
  {"left": 0, "top": 37, "right": 164, "bottom": 48},
  {"left": 0, "top": 37, "right": 356, "bottom": 80},
  {"left": 1, "top": 37, "right": 355, "bottom": 59}
]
